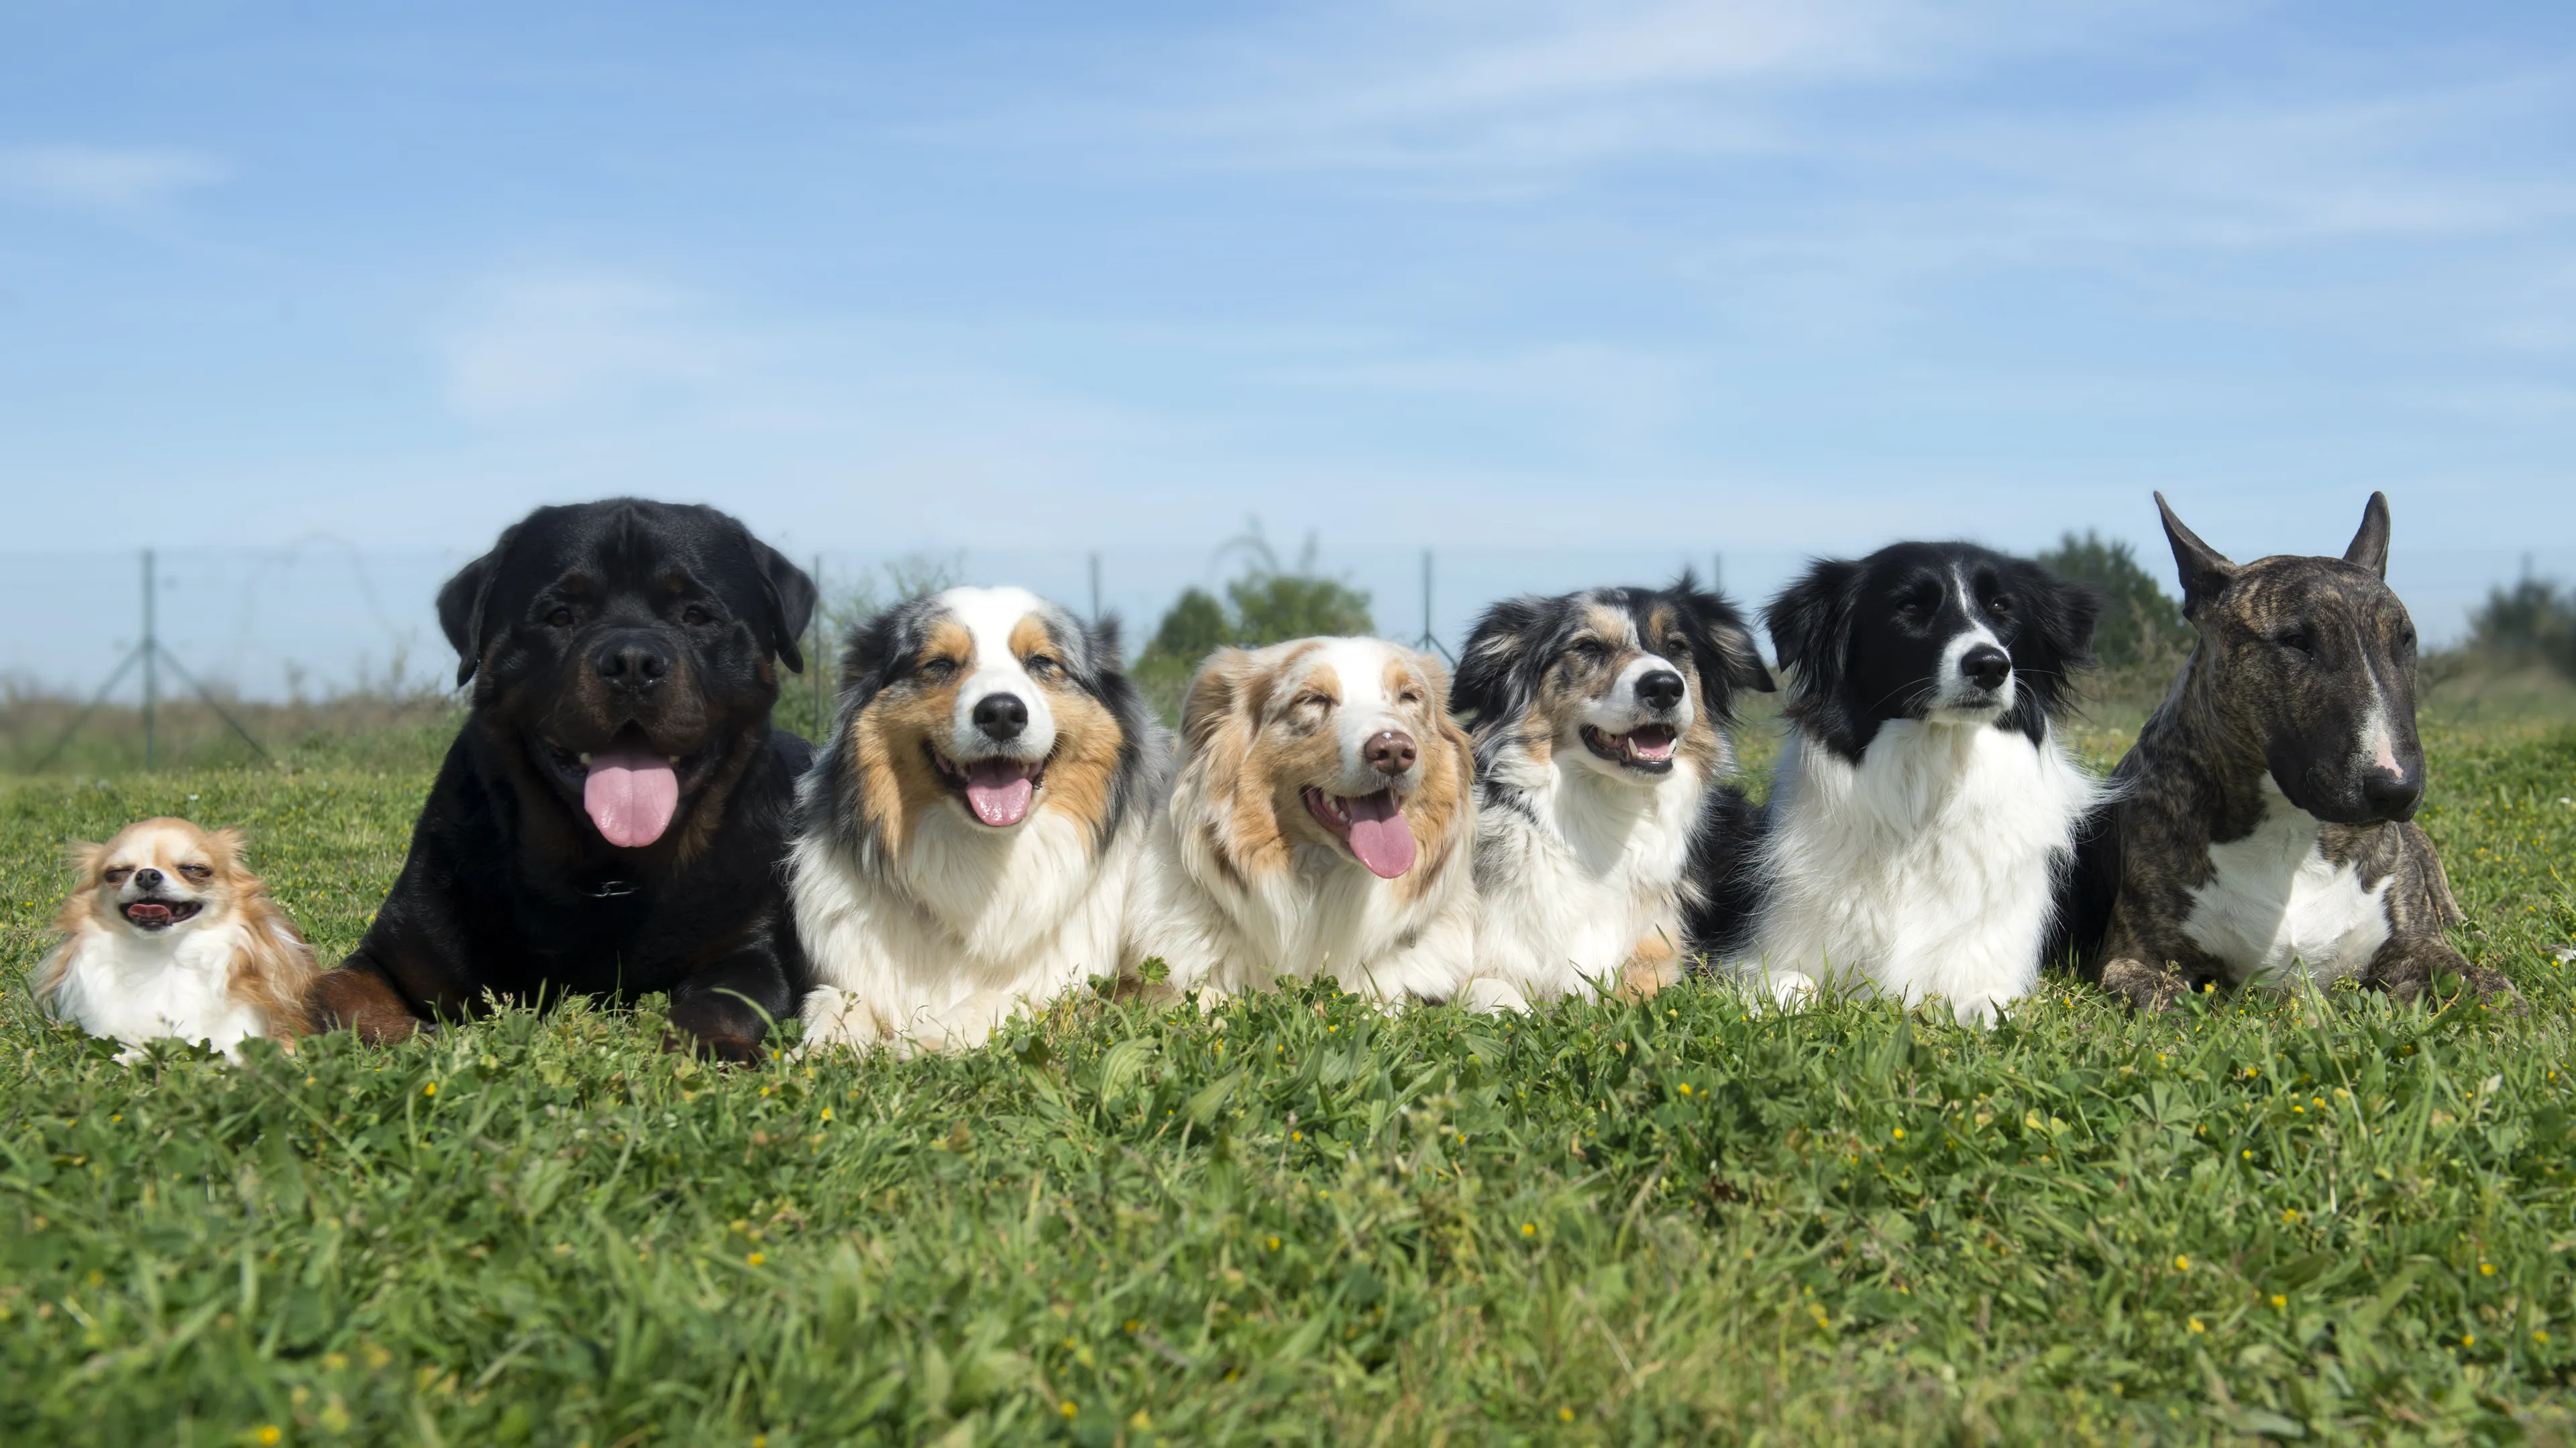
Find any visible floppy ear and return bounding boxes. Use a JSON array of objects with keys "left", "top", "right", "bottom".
[
  {"left": 1452, "top": 595, "right": 1551, "bottom": 728},
  {"left": 1181, "top": 648, "right": 1258, "bottom": 756},
  {"left": 1674, "top": 573, "right": 1774, "bottom": 705},
  {"left": 2154, "top": 492, "right": 2238, "bottom": 620},
  {"left": 437, "top": 523, "right": 524, "bottom": 688},
  {"left": 2022, "top": 561, "right": 2102, "bottom": 670},
  {"left": 1764, "top": 559, "right": 1860, "bottom": 702},
  {"left": 751, "top": 539, "right": 817, "bottom": 673},
  {"left": 2343, "top": 492, "right": 2392, "bottom": 579}
]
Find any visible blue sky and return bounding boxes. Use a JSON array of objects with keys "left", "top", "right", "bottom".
[{"left": 3, "top": 1, "right": 2573, "bottom": 577}]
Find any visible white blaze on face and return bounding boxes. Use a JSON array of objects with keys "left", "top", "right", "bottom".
[
  {"left": 1313, "top": 638, "right": 1417, "bottom": 795},
  {"left": 2358, "top": 652, "right": 2400, "bottom": 776},
  {"left": 1932, "top": 567, "right": 2012, "bottom": 716},
  {"left": 943, "top": 586, "right": 1059, "bottom": 763},
  {"left": 1592, "top": 652, "right": 1693, "bottom": 732}
]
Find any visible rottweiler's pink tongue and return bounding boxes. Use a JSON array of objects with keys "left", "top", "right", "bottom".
[
  {"left": 1343, "top": 789, "right": 1417, "bottom": 879},
  {"left": 964, "top": 760, "right": 1036, "bottom": 827},
  {"left": 584, "top": 747, "right": 678, "bottom": 848}
]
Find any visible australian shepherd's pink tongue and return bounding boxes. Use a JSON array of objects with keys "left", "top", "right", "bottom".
[
  {"left": 583, "top": 747, "right": 680, "bottom": 848},
  {"left": 1342, "top": 789, "right": 1417, "bottom": 879},
  {"left": 964, "top": 760, "right": 1036, "bottom": 828}
]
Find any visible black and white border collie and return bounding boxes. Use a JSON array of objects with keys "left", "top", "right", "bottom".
[
  {"left": 790, "top": 587, "right": 1167, "bottom": 1052},
  {"left": 1451, "top": 578, "right": 1772, "bottom": 1009},
  {"left": 1723, "top": 543, "right": 2100, "bottom": 1025}
]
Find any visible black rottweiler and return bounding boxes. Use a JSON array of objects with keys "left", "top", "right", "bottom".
[{"left": 310, "top": 499, "right": 818, "bottom": 1061}]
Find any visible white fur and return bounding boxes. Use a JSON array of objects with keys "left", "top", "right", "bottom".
[
  {"left": 1734, "top": 720, "right": 2098, "bottom": 1026},
  {"left": 2182, "top": 781, "right": 2392, "bottom": 989},
  {"left": 45, "top": 917, "right": 283, "bottom": 1062},
  {"left": 1468, "top": 649, "right": 1715, "bottom": 1007},
  {"left": 1128, "top": 638, "right": 1480, "bottom": 1006},
  {"left": 794, "top": 586, "right": 1146, "bottom": 1054}
]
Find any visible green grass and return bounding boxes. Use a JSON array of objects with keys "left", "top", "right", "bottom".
[{"left": 3, "top": 728, "right": 2574, "bottom": 1445}]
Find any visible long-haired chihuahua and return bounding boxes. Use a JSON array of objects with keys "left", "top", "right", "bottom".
[{"left": 38, "top": 819, "right": 316, "bottom": 1061}]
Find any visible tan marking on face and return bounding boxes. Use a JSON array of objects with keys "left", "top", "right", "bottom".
[
  {"left": 1012, "top": 614, "right": 1127, "bottom": 835},
  {"left": 1179, "top": 649, "right": 1289, "bottom": 885},
  {"left": 43, "top": 818, "right": 315, "bottom": 1033},
  {"left": 1384, "top": 652, "right": 1472, "bottom": 904},
  {"left": 1529, "top": 604, "right": 1647, "bottom": 752},
  {"left": 847, "top": 619, "right": 974, "bottom": 848},
  {"left": 1252, "top": 657, "right": 1352, "bottom": 858}
]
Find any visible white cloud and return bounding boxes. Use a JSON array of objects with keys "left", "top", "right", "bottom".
[{"left": 0, "top": 144, "right": 226, "bottom": 209}]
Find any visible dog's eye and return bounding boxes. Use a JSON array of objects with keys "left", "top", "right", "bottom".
[
  {"left": 1987, "top": 594, "right": 2014, "bottom": 616},
  {"left": 2275, "top": 626, "right": 2314, "bottom": 657},
  {"left": 179, "top": 864, "right": 212, "bottom": 881},
  {"left": 546, "top": 606, "right": 576, "bottom": 628},
  {"left": 682, "top": 604, "right": 713, "bottom": 626},
  {"left": 1570, "top": 639, "right": 1607, "bottom": 663},
  {"left": 1898, "top": 596, "right": 1935, "bottom": 621},
  {"left": 916, "top": 657, "right": 959, "bottom": 683},
  {"left": 1023, "top": 654, "right": 1059, "bottom": 678},
  {"left": 1296, "top": 691, "right": 1333, "bottom": 712},
  {"left": 103, "top": 867, "right": 132, "bottom": 885},
  {"left": 1398, "top": 689, "right": 1423, "bottom": 706},
  {"left": 2395, "top": 624, "right": 2416, "bottom": 655},
  {"left": 1663, "top": 638, "right": 1690, "bottom": 660}
]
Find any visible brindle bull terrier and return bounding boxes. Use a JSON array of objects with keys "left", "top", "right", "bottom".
[{"left": 2070, "top": 492, "right": 2515, "bottom": 1010}]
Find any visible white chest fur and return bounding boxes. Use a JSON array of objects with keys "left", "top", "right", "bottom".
[
  {"left": 1472, "top": 755, "right": 1702, "bottom": 1001},
  {"left": 1745, "top": 720, "right": 2097, "bottom": 1025},
  {"left": 2182, "top": 788, "right": 2392, "bottom": 988},
  {"left": 50, "top": 921, "right": 269, "bottom": 1060}
]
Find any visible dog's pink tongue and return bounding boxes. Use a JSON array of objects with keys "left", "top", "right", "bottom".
[
  {"left": 1343, "top": 789, "right": 1417, "bottom": 879},
  {"left": 584, "top": 747, "right": 680, "bottom": 848},
  {"left": 964, "top": 761, "right": 1036, "bottom": 828}
]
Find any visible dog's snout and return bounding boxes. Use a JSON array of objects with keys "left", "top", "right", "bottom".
[
  {"left": 131, "top": 867, "right": 163, "bottom": 890},
  {"left": 973, "top": 692, "right": 1029, "bottom": 741},
  {"left": 1960, "top": 645, "right": 2011, "bottom": 691},
  {"left": 1636, "top": 669, "right": 1686, "bottom": 713},
  {"left": 2361, "top": 767, "right": 2423, "bottom": 822},
  {"left": 1366, "top": 729, "right": 1417, "bottom": 777},
  {"left": 592, "top": 636, "right": 671, "bottom": 691}
]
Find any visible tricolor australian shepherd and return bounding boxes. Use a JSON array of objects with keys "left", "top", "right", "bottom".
[
  {"left": 1451, "top": 579, "right": 1772, "bottom": 1009},
  {"left": 1128, "top": 637, "right": 1479, "bottom": 1005},
  {"left": 1719, "top": 543, "right": 2101, "bottom": 1025},
  {"left": 792, "top": 587, "right": 1165, "bottom": 1052}
]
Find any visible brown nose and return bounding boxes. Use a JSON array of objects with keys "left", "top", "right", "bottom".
[{"left": 1366, "top": 729, "right": 1417, "bottom": 776}]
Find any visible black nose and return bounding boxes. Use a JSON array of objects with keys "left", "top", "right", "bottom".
[
  {"left": 2361, "top": 767, "right": 2422, "bottom": 822},
  {"left": 1636, "top": 669, "right": 1686, "bottom": 712},
  {"left": 972, "top": 692, "right": 1028, "bottom": 740},
  {"left": 1961, "top": 645, "right": 2011, "bottom": 690},
  {"left": 592, "top": 637, "right": 671, "bottom": 691},
  {"left": 133, "top": 867, "right": 162, "bottom": 889}
]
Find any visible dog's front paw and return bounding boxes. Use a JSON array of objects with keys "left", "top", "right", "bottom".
[
  {"left": 1459, "top": 977, "right": 1533, "bottom": 1015},
  {"left": 2098, "top": 957, "right": 2188, "bottom": 1012},
  {"left": 1758, "top": 970, "right": 1819, "bottom": 1013},
  {"left": 794, "top": 988, "right": 886, "bottom": 1056}
]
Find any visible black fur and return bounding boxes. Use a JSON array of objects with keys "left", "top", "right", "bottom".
[
  {"left": 802, "top": 591, "right": 1160, "bottom": 869},
  {"left": 313, "top": 499, "right": 816, "bottom": 1063},
  {"left": 1767, "top": 541, "right": 2100, "bottom": 764}
]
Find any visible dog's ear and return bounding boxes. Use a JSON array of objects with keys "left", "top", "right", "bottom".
[
  {"left": 1673, "top": 572, "right": 1774, "bottom": 706},
  {"left": 1088, "top": 614, "right": 1127, "bottom": 674},
  {"left": 1181, "top": 648, "right": 1258, "bottom": 755},
  {"left": 2154, "top": 492, "right": 2238, "bottom": 620},
  {"left": 437, "top": 522, "right": 524, "bottom": 689},
  {"left": 2343, "top": 492, "right": 2392, "bottom": 580},
  {"left": 62, "top": 840, "right": 105, "bottom": 887},
  {"left": 208, "top": 826, "right": 248, "bottom": 871},
  {"left": 751, "top": 538, "right": 817, "bottom": 673},
  {"left": 1764, "top": 559, "right": 1861, "bottom": 701},
  {"left": 1452, "top": 595, "right": 1551, "bottom": 728}
]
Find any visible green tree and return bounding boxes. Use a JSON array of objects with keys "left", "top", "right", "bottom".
[
  {"left": 2037, "top": 530, "right": 2188, "bottom": 671},
  {"left": 1132, "top": 526, "right": 1375, "bottom": 724},
  {"left": 2465, "top": 576, "right": 2576, "bottom": 679}
]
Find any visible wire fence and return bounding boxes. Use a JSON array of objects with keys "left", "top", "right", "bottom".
[{"left": 2, "top": 540, "right": 2568, "bottom": 764}]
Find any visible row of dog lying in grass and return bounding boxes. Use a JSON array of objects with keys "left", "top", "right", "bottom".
[{"left": 40, "top": 492, "right": 2514, "bottom": 1064}]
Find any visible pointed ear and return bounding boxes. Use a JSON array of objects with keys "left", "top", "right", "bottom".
[
  {"left": 437, "top": 523, "right": 524, "bottom": 688},
  {"left": 209, "top": 827, "right": 248, "bottom": 867},
  {"left": 1764, "top": 559, "right": 1860, "bottom": 700},
  {"left": 2154, "top": 492, "right": 2238, "bottom": 619},
  {"left": 751, "top": 538, "right": 817, "bottom": 673},
  {"left": 64, "top": 840, "right": 105, "bottom": 885},
  {"left": 1181, "top": 648, "right": 1258, "bottom": 755},
  {"left": 2343, "top": 492, "right": 2392, "bottom": 579}
]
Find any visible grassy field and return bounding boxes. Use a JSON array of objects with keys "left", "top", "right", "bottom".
[{"left": 2, "top": 718, "right": 2573, "bottom": 1445}]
